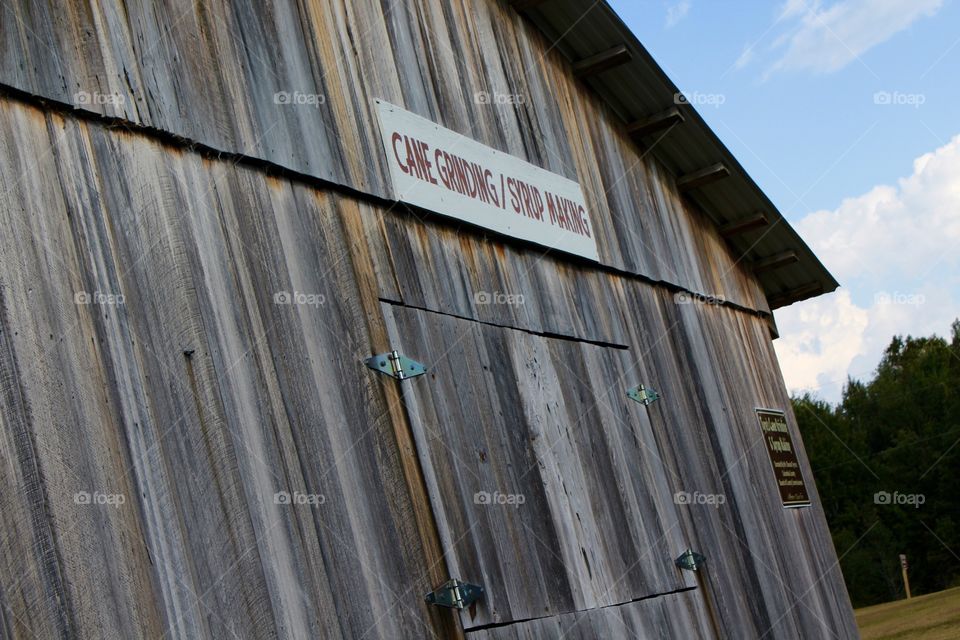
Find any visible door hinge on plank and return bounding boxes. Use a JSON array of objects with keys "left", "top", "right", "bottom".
[
  {"left": 627, "top": 385, "right": 660, "bottom": 406},
  {"left": 676, "top": 549, "right": 706, "bottom": 571},
  {"left": 424, "top": 579, "right": 484, "bottom": 609},
  {"left": 365, "top": 350, "right": 427, "bottom": 380}
]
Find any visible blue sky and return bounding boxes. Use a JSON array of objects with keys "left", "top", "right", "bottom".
[{"left": 607, "top": 0, "right": 960, "bottom": 402}]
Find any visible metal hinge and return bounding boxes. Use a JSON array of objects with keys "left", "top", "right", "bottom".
[
  {"left": 675, "top": 549, "right": 706, "bottom": 571},
  {"left": 627, "top": 385, "right": 660, "bottom": 406},
  {"left": 365, "top": 350, "right": 427, "bottom": 380},
  {"left": 424, "top": 579, "right": 484, "bottom": 609}
]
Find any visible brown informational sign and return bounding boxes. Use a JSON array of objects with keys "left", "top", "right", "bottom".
[{"left": 756, "top": 409, "right": 812, "bottom": 508}]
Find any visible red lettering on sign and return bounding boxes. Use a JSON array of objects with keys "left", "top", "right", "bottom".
[
  {"left": 391, "top": 132, "right": 437, "bottom": 185},
  {"left": 506, "top": 177, "right": 544, "bottom": 221},
  {"left": 546, "top": 192, "right": 592, "bottom": 238}
]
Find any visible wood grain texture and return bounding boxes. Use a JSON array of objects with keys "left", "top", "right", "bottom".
[
  {"left": 0, "top": 18, "right": 858, "bottom": 634},
  {"left": 381, "top": 303, "right": 694, "bottom": 629},
  {"left": 0, "top": 98, "right": 450, "bottom": 639},
  {"left": 611, "top": 284, "right": 859, "bottom": 639},
  {"left": 468, "top": 590, "right": 713, "bottom": 639},
  {"left": 0, "top": 0, "right": 768, "bottom": 312},
  {"left": 358, "top": 202, "right": 634, "bottom": 347}
]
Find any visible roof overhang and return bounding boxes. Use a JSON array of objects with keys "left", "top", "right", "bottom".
[{"left": 510, "top": 0, "right": 839, "bottom": 309}]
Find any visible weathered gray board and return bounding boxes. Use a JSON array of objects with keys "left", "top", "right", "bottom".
[
  {"left": 381, "top": 303, "right": 694, "bottom": 628},
  {"left": 0, "top": 0, "right": 769, "bottom": 313},
  {"left": 469, "top": 590, "right": 712, "bottom": 639},
  {"left": 0, "top": 0, "right": 860, "bottom": 626},
  {"left": 0, "top": 99, "right": 457, "bottom": 639},
  {"left": 0, "top": 91, "right": 858, "bottom": 637},
  {"left": 619, "top": 287, "right": 857, "bottom": 638}
]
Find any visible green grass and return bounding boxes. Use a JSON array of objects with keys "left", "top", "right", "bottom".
[{"left": 856, "top": 587, "right": 960, "bottom": 639}]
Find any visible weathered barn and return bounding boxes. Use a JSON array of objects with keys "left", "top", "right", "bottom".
[{"left": 0, "top": 1, "right": 858, "bottom": 638}]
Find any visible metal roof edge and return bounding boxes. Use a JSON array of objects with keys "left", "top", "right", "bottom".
[{"left": 511, "top": 0, "right": 840, "bottom": 310}]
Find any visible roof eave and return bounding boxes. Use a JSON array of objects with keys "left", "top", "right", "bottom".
[{"left": 511, "top": 0, "right": 840, "bottom": 310}]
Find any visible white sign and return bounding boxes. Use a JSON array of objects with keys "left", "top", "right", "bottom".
[{"left": 374, "top": 100, "right": 599, "bottom": 261}]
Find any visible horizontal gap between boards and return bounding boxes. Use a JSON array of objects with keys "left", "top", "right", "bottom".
[
  {"left": 0, "top": 83, "right": 770, "bottom": 320},
  {"left": 379, "top": 298, "right": 630, "bottom": 350},
  {"left": 464, "top": 585, "right": 699, "bottom": 633}
]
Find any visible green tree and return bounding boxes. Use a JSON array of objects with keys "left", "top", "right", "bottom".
[{"left": 794, "top": 320, "right": 960, "bottom": 607}]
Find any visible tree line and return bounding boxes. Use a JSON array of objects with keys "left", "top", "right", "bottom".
[{"left": 792, "top": 320, "right": 960, "bottom": 607}]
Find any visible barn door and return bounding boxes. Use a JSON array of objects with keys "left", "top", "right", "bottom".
[{"left": 380, "top": 304, "right": 695, "bottom": 630}]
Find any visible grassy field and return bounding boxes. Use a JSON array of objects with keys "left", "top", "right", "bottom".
[{"left": 856, "top": 587, "right": 960, "bottom": 639}]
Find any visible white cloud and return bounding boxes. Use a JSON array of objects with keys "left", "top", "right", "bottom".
[
  {"left": 744, "top": 0, "right": 943, "bottom": 77},
  {"left": 795, "top": 134, "right": 960, "bottom": 278},
  {"left": 734, "top": 44, "right": 756, "bottom": 70},
  {"left": 775, "top": 134, "right": 960, "bottom": 401},
  {"left": 665, "top": 0, "right": 691, "bottom": 28},
  {"left": 774, "top": 290, "right": 869, "bottom": 394},
  {"left": 777, "top": 0, "right": 821, "bottom": 21}
]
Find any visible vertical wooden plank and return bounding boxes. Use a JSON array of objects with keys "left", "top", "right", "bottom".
[
  {"left": 380, "top": 304, "right": 692, "bottom": 629},
  {"left": 0, "top": 0, "right": 770, "bottom": 312}
]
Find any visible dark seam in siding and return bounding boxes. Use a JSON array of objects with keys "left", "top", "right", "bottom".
[
  {"left": 0, "top": 81, "right": 770, "bottom": 320},
  {"left": 464, "top": 585, "right": 699, "bottom": 633},
  {"left": 379, "top": 297, "right": 630, "bottom": 350}
]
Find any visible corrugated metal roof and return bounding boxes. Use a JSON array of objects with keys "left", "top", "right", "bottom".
[{"left": 514, "top": 0, "right": 839, "bottom": 308}]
